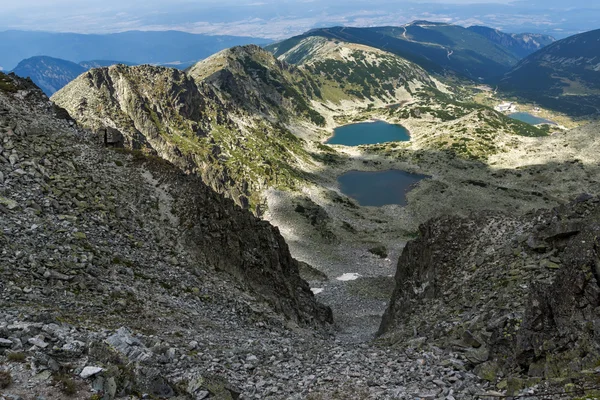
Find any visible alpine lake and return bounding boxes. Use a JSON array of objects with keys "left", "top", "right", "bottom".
[{"left": 328, "top": 121, "right": 428, "bottom": 207}]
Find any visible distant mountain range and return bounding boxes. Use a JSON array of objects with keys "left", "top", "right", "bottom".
[
  {"left": 466, "top": 26, "right": 555, "bottom": 58},
  {"left": 10, "top": 55, "right": 203, "bottom": 96},
  {"left": 0, "top": 30, "right": 271, "bottom": 71},
  {"left": 11, "top": 56, "right": 137, "bottom": 96},
  {"left": 499, "top": 28, "right": 600, "bottom": 115},
  {"left": 9, "top": 22, "right": 586, "bottom": 104},
  {"left": 267, "top": 21, "right": 551, "bottom": 81}
]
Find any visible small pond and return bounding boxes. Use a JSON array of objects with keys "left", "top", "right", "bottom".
[
  {"left": 509, "top": 112, "right": 556, "bottom": 125},
  {"left": 326, "top": 120, "right": 410, "bottom": 146},
  {"left": 338, "top": 170, "right": 428, "bottom": 207}
]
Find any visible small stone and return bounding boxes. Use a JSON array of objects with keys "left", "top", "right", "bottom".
[
  {"left": 80, "top": 366, "right": 104, "bottom": 379},
  {"left": 465, "top": 346, "right": 489, "bottom": 365},
  {"left": 72, "top": 231, "right": 87, "bottom": 240},
  {"left": 196, "top": 391, "right": 210, "bottom": 400},
  {"left": 28, "top": 336, "right": 48, "bottom": 349},
  {"left": 105, "top": 377, "right": 117, "bottom": 398},
  {"left": 166, "top": 347, "right": 176, "bottom": 360},
  {"left": 0, "top": 338, "right": 13, "bottom": 347},
  {"left": 540, "top": 259, "right": 560, "bottom": 269},
  {"left": 0, "top": 196, "right": 18, "bottom": 210},
  {"left": 462, "top": 330, "right": 482, "bottom": 348}
]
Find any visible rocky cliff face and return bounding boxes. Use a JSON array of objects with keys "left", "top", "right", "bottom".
[
  {"left": 379, "top": 193, "right": 600, "bottom": 395},
  {"left": 0, "top": 71, "right": 334, "bottom": 398}
]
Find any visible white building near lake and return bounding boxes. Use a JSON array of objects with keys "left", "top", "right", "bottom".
[{"left": 495, "top": 102, "right": 518, "bottom": 113}]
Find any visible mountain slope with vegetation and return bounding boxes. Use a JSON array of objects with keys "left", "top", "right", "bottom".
[
  {"left": 498, "top": 28, "right": 600, "bottom": 115},
  {"left": 267, "top": 36, "right": 437, "bottom": 104},
  {"left": 467, "top": 26, "right": 555, "bottom": 58},
  {"left": 188, "top": 45, "right": 326, "bottom": 125},
  {"left": 53, "top": 44, "right": 446, "bottom": 212},
  {"left": 268, "top": 21, "right": 521, "bottom": 80}
]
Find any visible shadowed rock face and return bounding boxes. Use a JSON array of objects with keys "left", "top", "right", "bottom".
[
  {"left": 379, "top": 194, "right": 600, "bottom": 388},
  {"left": 141, "top": 154, "right": 333, "bottom": 326}
]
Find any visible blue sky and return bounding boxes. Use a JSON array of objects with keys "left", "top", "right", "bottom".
[{"left": 1, "top": 0, "right": 598, "bottom": 38}]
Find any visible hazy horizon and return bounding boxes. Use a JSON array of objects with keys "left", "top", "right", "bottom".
[{"left": 1, "top": 0, "right": 599, "bottom": 39}]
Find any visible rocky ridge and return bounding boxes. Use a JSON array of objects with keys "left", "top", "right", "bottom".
[
  {"left": 51, "top": 60, "right": 313, "bottom": 212},
  {"left": 379, "top": 193, "right": 600, "bottom": 397}
]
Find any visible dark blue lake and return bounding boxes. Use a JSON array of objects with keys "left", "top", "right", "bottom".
[
  {"left": 326, "top": 121, "right": 410, "bottom": 146},
  {"left": 509, "top": 112, "right": 556, "bottom": 125},
  {"left": 338, "top": 170, "right": 428, "bottom": 207}
]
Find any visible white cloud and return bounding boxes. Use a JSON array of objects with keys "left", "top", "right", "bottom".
[{"left": 0, "top": 0, "right": 597, "bottom": 38}]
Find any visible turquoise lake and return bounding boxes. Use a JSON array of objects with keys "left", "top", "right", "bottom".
[
  {"left": 338, "top": 170, "right": 428, "bottom": 207},
  {"left": 509, "top": 112, "right": 556, "bottom": 125},
  {"left": 326, "top": 121, "right": 410, "bottom": 146}
]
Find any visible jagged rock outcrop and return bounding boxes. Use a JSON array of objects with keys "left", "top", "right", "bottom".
[{"left": 379, "top": 193, "right": 600, "bottom": 394}]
